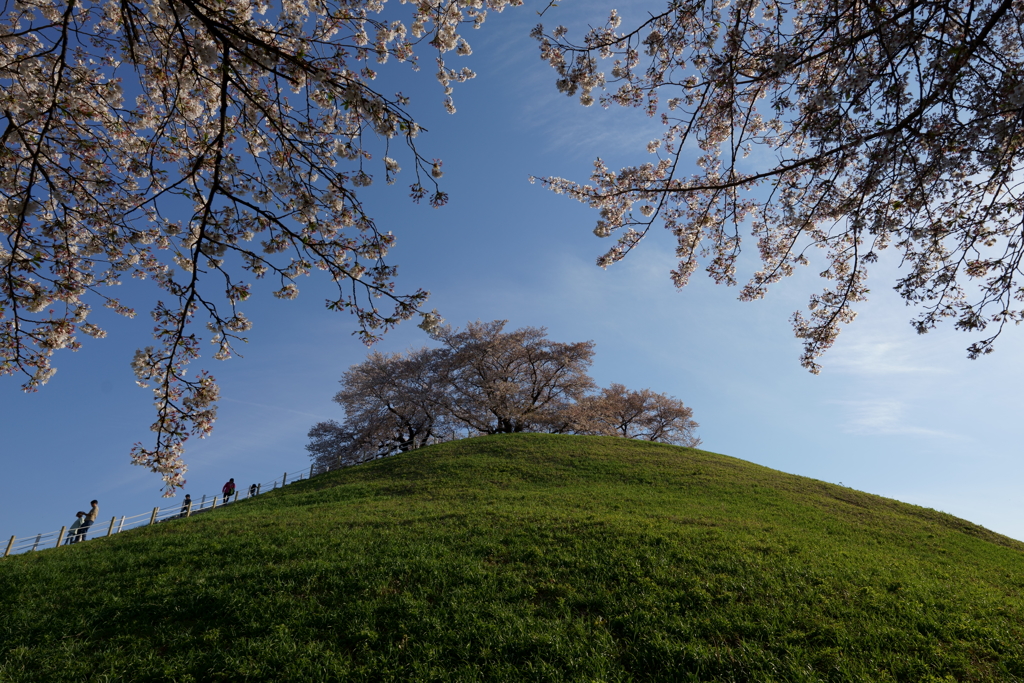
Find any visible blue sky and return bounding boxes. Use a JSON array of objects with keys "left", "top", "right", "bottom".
[{"left": 3, "top": 1, "right": 1024, "bottom": 545}]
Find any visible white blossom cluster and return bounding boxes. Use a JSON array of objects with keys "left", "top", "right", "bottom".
[
  {"left": 306, "top": 320, "right": 700, "bottom": 472},
  {"left": 533, "top": 0, "right": 1024, "bottom": 372},
  {"left": 1, "top": 0, "right": 520, "bottom": 493}
]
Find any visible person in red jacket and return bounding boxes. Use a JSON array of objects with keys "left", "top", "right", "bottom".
[{"left": 222, "top": 478, "right": 236, "bottom": 503}]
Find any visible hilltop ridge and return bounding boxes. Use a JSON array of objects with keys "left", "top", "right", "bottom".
[{"left": 2, "top": 434, "right": 1023, "bottom": 681}]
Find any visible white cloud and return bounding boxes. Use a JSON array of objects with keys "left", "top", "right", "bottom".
[
  {"left": 835, "top": 398, "right": 958, "bottom": 438},
  {"left": 827, "top": 337, "right": 950, "bottom": 376},
  {"left": 220, "top": 396, "right": 334, "bottom": 422}
]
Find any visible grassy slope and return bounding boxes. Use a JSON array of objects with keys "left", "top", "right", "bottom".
[{"left": 2, "top": 434, "right": 1023, "bottom": 682}]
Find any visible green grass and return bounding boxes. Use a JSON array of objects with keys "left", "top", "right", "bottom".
[{"left": 2, "top": 434, "right": 1023, "bottom": 682}]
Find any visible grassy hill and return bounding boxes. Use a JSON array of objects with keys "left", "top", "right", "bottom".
[{"left": 2, "top": 434, "right": 1023, "bottom": 682}]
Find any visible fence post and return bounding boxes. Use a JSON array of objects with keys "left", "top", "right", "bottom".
[
  {"left": 55, "top": 526, "right": 66, "bottom": 548},
  {"left": 212, "top": 495, "right": 218, "bottom": 509},
  {"left": 4, "top": 535, "right": 13, "bottom": 558},
  {"left": 257, "top": 483, "right": 261, "bottom": 495},
  {"left": 200, "top": 494, "right": 206, "bottom": 510},
  {"left": 31, "top": 534, "right": 41, "bottom": 551},
  {"left": 309, "top": 463, "right": 314, "bottom": 478},
  {"left": 149, "top": 507, "right": 158, "bottom": 525},
  {"left": 117, "top": 516, "right": 125, "bottom": 533},
  {"left": 106, "top": 516, "right": 116, "bottom": 537},
  {"left": 234, "top": 491, "right": 239, "bottom": 503},
  {"left": 283, "top": 471, "right": 288, "bottom": 486},
  {"left": 186, "top": 501, "right": 193, "bottom": 518}
]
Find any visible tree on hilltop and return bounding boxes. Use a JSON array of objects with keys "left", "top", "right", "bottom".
[
  {"left": 533, "top": 0, "right": 1024, "bottom": 371},
  {"left": 309, "top": 347, "right": 460, "bottom": 472},
  {"left": 307, "top": 319, "right": 701, "bottom": 468},
  {"left": 432, "top": 320, "right": 597, "bottom": 435},
  {"left": 1, "top": 0, "right": 520, "bottom": 491},
  {"left": 306, "top": 420, "right": 364, "bottom": 473},
  {"left": 576, "top": 383, "right": 701, "bottom": 447}
]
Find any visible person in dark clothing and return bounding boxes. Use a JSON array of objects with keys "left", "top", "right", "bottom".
[
  {"left": 222, "top": 478, "right": 236, "bottom": 503},
  {"left": 180, "top": 494, "right": 192, "bottom": 518},
  {"left": 249, "top": 483, "right": 258, "bottom": 497}
]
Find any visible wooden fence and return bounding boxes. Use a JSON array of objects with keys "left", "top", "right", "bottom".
[{"left": 3, "top": 463, "right": 320, "bottom": 558}]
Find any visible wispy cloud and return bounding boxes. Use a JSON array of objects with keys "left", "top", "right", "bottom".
[
  {"left": 511, "top": 80, "right": 664, "bottom": 158},
  {"left": 220, "top": 396, "right": 333, "bottom": 422},
  {"left": 827, "top": 337, "right": 949, "bottom": 376},
  {"left": 481, "top": 18, "right": 664, "bottom": 160},
  {"left": 836, "top": 398, "right": 958, "bottom": 438}
]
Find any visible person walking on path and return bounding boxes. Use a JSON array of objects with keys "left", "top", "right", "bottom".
[
  {"left": 248, "top": 483, "right": 257, "bottom": 498},
  {"left": 180, "top": 494, "right": 191, "bottom": 518},
  {"left": 79, "top": 500, "right": 98, "bottom": 541},
  {"left": 222, "top": 479, "right": 236, "bottom": 503},
  {"left": 65, "top": 512, "right": 85, "bottom": 545}
]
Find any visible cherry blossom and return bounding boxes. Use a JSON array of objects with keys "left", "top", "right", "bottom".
[
  {"left": 534, "top": 0, "right": 1024, "bottom": 371},
  {"left": 1, "top": 0, "right": 521, "bottom": 493},
  {"left": 307, "top": 319, "right": 701, "bottom": 469}
]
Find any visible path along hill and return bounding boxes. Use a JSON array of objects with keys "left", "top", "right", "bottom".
[{"left": 2, "top": 434, "right": 1024, "bottom": 682}]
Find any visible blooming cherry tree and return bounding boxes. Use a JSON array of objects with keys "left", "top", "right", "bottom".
[
  {"left": 307, "top": 319, "right": 701, "bottom": 467},
  {"left": 432, "top": 319, "right": 597, "bottom": 434},
  {"left": 533, "top": 0, "right": 1024, "bottom": 371},
  {"left": 575, "top": 383, "right": 700, "bottom": 447},
  {"left": 1, "top": 0, "right": 520, "bottom": 492}
]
